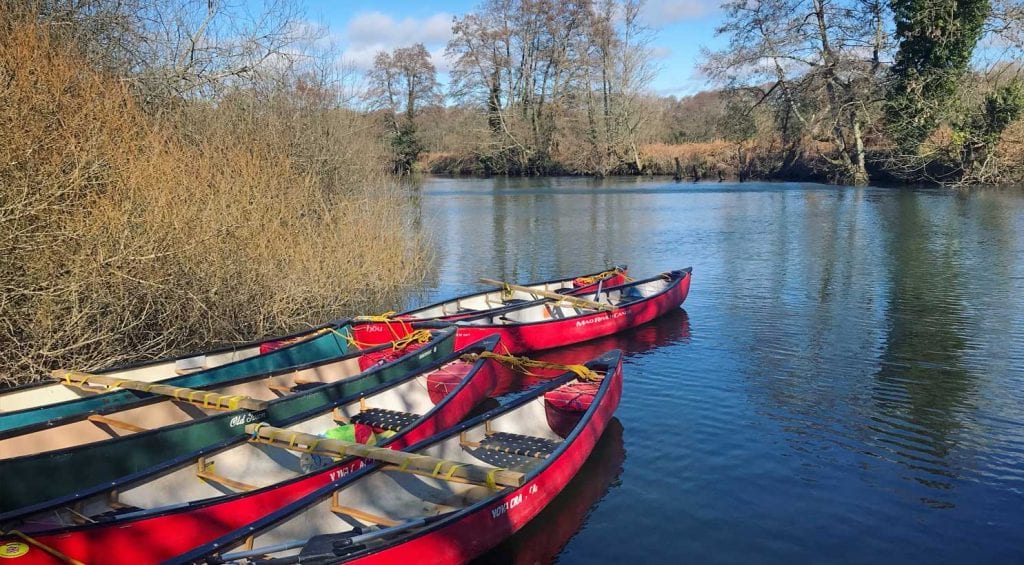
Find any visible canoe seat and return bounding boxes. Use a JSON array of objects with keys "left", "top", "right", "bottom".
[
  {"left": 477, "top": 432, "right": 560, "bottom": 459},
  {"left": 616, "top": 286, "right": 648, "bottom": 306},
  {"left": 351, "top": 408, "right": 419, "bottom": 432}
]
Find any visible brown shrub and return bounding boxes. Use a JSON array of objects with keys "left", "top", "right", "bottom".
[
  {"left": 640, "top": 140, "right": 790, "bottom": 179},
  {"left": 0, "top": 22, "right": 431, "bottom": 384},
  {"left": 994, "top": 119, "right": 1024, "bottom": 183}
]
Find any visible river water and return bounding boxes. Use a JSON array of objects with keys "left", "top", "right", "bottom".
[{"left": 404, "top": 177, "right": 1024, "bottom": 564}]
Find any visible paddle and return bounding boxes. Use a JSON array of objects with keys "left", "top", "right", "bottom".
[
  {"left": 50, "top": 370, "right": 269, "bottom": 411},
  {"left": 479, "top": 278, "right": 616, "bottom": 312},
  {"left": 246, "top": 424, "right": 525, "bottom": 488}
]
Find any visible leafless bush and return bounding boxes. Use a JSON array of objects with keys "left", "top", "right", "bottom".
[{"left": 0, "top": 19, "right": 431, "bottom": 384}]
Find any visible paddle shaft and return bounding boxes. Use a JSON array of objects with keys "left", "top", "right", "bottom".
[
  {"left": 479, "top": 278, "right": 615, "bottom": 312},
  {"left": 51, "top": 370, "right": 268, "bottom": 411},
  {"left": 246, "top": 424, "right": 523, "bottom": 488}
]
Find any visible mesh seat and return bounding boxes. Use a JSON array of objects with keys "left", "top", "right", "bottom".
[
  {"left": 351, "top": 408, "right": 419, "bottom": 432},
  {"left": 477, "top": 432, "right": 560, "bottom": 459}
]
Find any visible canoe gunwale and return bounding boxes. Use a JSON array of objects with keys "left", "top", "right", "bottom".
[
  {"left": 0, "top": 320, "right": 447, "bottom": 439},
  {"left": 399, "top": 265, "right": 628, "bottom": 320}
]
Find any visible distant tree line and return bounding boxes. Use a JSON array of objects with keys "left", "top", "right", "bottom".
[
  {"left": 368, "top": 0, "right": 659, "bottom": 177},
  {"left": 377, "top": 0, "right": 1024, "bottom": 186}
]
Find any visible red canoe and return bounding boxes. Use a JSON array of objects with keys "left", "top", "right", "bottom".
[
  {"left": 474, "top": 418, "right": 625, "bottom": 565},
  {"left": 347, "top": 266, "right": 628, "bottom": 345},
  {"left": 354, "top": 268, "right": 691, "bottom": 355},
  {"left": 0, "top": 337, "right": 502, "bottom": 565},
  {"left": 173, "top": 349, "right": 624, "bottom": 564}
]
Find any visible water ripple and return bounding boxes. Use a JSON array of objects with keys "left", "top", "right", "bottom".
[{"left": 417, "top": 178, "right": 1024, "bottom": 564}]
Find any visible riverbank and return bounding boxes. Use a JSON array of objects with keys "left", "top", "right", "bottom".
[{"left": 421, "top": 124, "right": 1024, "bottom": 186}]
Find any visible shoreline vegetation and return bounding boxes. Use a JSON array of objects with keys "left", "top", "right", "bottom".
[
  {"left": 3, "top": 0, "right": 1023, "bottom": 383},
  {"left": 411, "top": 0, "right": 1024, "bottom": 185},
  {"left": 0, "top": 6, "right": 431, "bottom": 384}
]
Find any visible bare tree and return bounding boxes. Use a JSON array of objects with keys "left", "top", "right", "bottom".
[
  {"left": 366, "top": 43, "right": 440, "bottom": 132},
  {"left": 582, "top": 0, "right": 658, "bottom": 175},
  {"left": 365, "top": 43, "right": 440, "bottom": 173},
  {"left": 33, "top": 0, "right": 311, "bottom": 109},
  {"left": 448, "top": 0, "right": 592, "bottom": 173},
  {"left": 703, "top": 0, "right": 891, "bottom": 185}
]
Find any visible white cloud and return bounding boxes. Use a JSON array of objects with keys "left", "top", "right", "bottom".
[
  {"left": 339, "top": 11, "right": 455, "bottom": 71},
  {"left": 651, "top": 45, "right": 673, "bottom": 59},
  {"left": 641, "top": 0, "right": 718, "bottom": 26}
]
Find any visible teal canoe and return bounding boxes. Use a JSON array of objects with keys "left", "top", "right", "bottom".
[
  {"left": 0, "top": 321, "right": 358, "bottom": 435},
  {"left": 0, "top": 320, "right": 349, "bottom": 416},
  {"left": 0, "top": 324, "right": 457, "bottom": 521}
]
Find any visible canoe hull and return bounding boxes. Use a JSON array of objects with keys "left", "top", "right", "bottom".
[
  {"left": 454, "top": 269, "right": 691, "bottom": 353},
  {"left": 353, "top": 269, "right": 690, "bottom": 355},
  {"left": 0, "top": 325, "right": 356, "bottom": 436},
  {"left": 0, "top": 322, "right": 348, "bottom": 415}
]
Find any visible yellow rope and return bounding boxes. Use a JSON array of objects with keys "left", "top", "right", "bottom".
[
  {"left": 462, "top": 351, "right": 603, "bottom": 382},
  {"left": 501, "top": 282, "right": 515, "bottom": 300},
  {"left": 339, "top": 328, "right": 431, "bottom": 352},
  {"left": 389, "top": 329, "right": 432, "bottom": 351},
  {"left": 574, "top": 267, "right": 627, "bottom": 285},
  {"left": 7, "top": 530, "right": 85, "bottom": 565},
  {"left": 352, "top": 312, "right": 413, "bottom": 342}
]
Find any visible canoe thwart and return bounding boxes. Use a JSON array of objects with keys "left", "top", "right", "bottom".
[
  {"left": 331, "top": 495, "right": 401, "bottom": 527},
  {"left": 246, "top": 424, "right": 524, "bottom": 489},
  {"left": 196, "top": 457, "right": 259, "bottom": 492},
  {"left": 87, "top": 414, "right": 149, "bottom": 434},
  {"left": 479, "top": 278, "right": 616, "bottom": 312},
  {"left": 50, "top": 370, "right": 268, "bottom": 412}
]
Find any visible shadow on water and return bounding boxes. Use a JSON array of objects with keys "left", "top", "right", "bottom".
[
  {"left": 412, "top": 177, "right": 1024, "bottom": 563},
  {"left": 471, "top": 418, "right": 626, "bottom": 565}
]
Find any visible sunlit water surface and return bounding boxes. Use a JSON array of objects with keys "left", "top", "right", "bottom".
[{"left": 399, "top": 177, "right": 1024, "bottom": 564}]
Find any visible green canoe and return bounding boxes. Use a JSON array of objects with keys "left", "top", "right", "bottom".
[
  {"left": 0, "top": 324, "right": 456, "bottom": 521},
  {"left": 0, "top": 321, "right": 358, "bottom": 435}
]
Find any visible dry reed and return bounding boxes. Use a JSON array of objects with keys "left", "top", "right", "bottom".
[{"left": 0, "top": 21, "right": 432, "bottom": 384}]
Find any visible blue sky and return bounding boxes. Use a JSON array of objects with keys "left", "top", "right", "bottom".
[{"left": 302, "top": 0, "right": 727, "bottom": 98}]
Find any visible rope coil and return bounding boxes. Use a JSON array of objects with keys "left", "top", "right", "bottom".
[
  {"left": 462, "top": 351, "right": 603, "bottom": 382},
  {"left": 336, "top": 327, "right": 433, "bottom": 354},
  {"left": 574, "top": 266, "right": 630, "bottom": 285}
]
